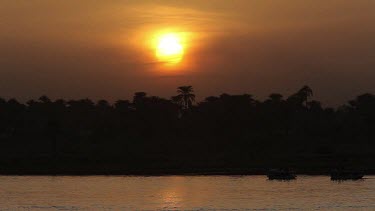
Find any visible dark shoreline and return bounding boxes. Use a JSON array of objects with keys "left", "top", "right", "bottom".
[
  {"left": 1, "top": 87, "right": 374, "bottom": 179},
  {"left": 1, "top": 168, "right": 374, "bottom": 176}
]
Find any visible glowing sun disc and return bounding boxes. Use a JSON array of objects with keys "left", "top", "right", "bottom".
[{"left": 156, "top": 33, "right": 184, "bottom": 64}]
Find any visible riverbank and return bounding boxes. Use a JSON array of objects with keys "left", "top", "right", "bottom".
[{"left": 1, "top": 167, "right": 374, "bottom": 176}]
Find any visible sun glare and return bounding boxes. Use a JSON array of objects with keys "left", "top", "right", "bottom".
[{"left": 155, "top": 33, "right": 184, "bottom": 64}]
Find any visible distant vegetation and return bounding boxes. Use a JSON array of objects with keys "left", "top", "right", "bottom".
[{"left": 0, "top": 86, "right": 374, "bottom": 174}]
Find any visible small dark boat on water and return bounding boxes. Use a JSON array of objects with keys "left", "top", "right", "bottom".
[
  {"left": 330, "top": 169, "right": 364, "bottom": 181},
  {"left": 267, "top": 168, "right": 296, "bottom": 180}
]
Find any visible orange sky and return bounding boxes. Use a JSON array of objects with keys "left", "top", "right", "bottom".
[{"left": 1, "top": 0, "right": 375, "bottom": 105}]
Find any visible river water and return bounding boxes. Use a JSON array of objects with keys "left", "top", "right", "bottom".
[{"left": 0, "top": 175, "right": 374, "bottom": 210}]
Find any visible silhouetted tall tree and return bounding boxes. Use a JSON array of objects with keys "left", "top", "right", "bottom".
[{"left": 173, "top": 86, "right": 195, "bottom": 110}]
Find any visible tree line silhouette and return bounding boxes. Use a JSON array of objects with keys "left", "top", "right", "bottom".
[{"left": 0, "top": 86, "right": 374, "bottom": 174}]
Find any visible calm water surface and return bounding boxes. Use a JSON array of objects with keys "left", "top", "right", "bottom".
[{"left": 0, "top": 175, "right": 374, "bottom": 210}]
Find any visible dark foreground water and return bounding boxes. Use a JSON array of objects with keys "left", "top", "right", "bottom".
[{"left": 0, "top": 176, "right": 374, "bottom": 210}]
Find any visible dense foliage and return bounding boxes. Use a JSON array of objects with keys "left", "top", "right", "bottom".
[{"left": 0, "top": 86, "right": 374, "bottom": 174}]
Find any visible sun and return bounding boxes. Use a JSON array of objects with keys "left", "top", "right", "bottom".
[{"left": 155, "top": 33, "right": 184, "bottom": 64}]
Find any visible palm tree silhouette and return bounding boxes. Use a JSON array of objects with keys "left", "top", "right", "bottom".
[
  {"left": 174, "top": 86, "right": 195, "bottom": 110},
  {"left": 298, "top": 85, "right": 313, "bottom": 106},
  {"left": 287, "top": 85, "right": 313, "bottom": 108}
]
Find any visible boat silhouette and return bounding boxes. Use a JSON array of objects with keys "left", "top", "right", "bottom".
[
  {"left": 330, "top": 169, "right": 364, "bottom": 181},
  {"left": 267, "top": 168, "right": 296, "bottom": 180}
]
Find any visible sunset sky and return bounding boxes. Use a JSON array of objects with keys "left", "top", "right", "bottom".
[{"left": 1, "top": 0, "right": 375, "bottom": 105}]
